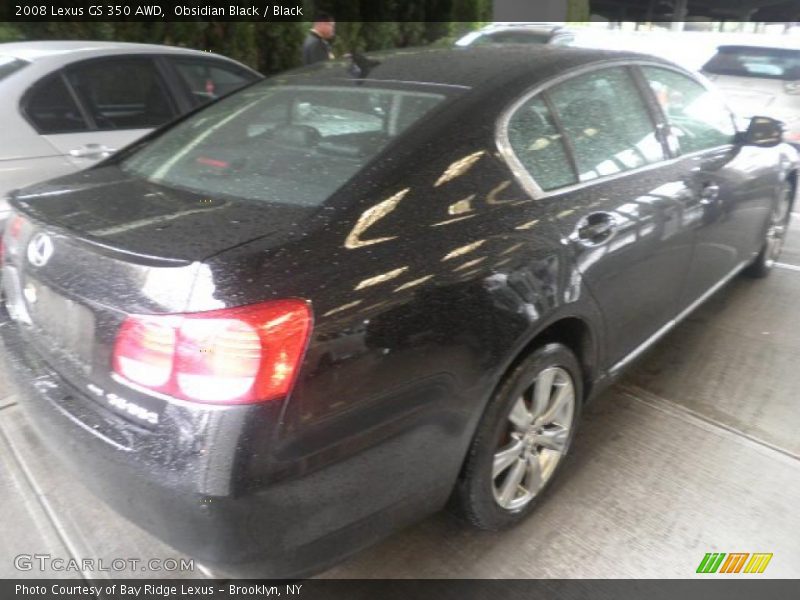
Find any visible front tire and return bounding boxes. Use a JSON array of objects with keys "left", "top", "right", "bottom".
[
  {"left": 743, "top": 179, "right": 793, "bottom": 278},
  {"left": 453, "top": 343, "right": 582, "bottom": 531}
]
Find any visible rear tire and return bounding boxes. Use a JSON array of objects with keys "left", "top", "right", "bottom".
[
  {"left": 743, "top": 179, "right": 793, "bottom": 278},
  {"left": 452, "top": 343, "right": 582, "bottom": 531}
]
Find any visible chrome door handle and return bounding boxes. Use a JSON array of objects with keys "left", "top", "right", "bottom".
[
  {"left": 700, "top": 183, "right": 720, "bottom": 205},
  {"left": 571, "top": 212, "right": 618, "bottom": 246},
  {"left": 69, "top": 144, "right": 116, "bottom": 160}
]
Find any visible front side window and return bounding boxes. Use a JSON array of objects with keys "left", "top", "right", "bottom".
[
  {"left": 548, "top": 67, "right": 664, "bottom": 182},
  {"left": 506, "top": 96, "right": 577, "bottom": 191},
  {"left": 121, "top": 83, "right": 447, "bottom": 206},
  {"left": 24, "top": 74, "right": 88, "bottom": 134},
  {"left": 641, "top": 66, "right": 736, "bottom": 155},
  {"left": 65, "top": 58, "right": 176, "bottom": 130},
  {"left": 170, "top": 58, "right": 256, "bottom": 107}
]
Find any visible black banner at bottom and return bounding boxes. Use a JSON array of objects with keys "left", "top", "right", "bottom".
[{"left": 3, "top": 579, "right": 799, "bottom": 600}]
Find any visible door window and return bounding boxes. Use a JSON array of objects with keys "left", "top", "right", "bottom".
[
  {"left": 641, "top": 66, "right": 736, "bottom": 154},
  {"left": 65, "top": 58, "right": 176, "bottom": 130},
  {"left": 24, "top": 74, "right": 88, "bottom": 134},
  {"left": 548, "top": 67, "right": 665, "bottom": 182},
  {"left": 506, "top": 96, "right": 577, "bottom": 191},
  {"left": 170, "top": 58, "right": 255, "bottom": 107}
]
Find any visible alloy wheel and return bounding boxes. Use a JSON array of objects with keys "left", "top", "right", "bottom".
[{"left": 491, "top": 366, "right": 575, "bottom": 511}]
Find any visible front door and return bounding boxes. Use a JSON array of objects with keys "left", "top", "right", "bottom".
[
  {"left": 504, "top": 65, "right": 700, "bottom": 367},
  {"left": 639, "top": 65, "right": 776, "bottom": 306}
]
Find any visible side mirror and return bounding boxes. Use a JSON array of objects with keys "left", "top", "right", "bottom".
[{"left": 737, "top": 116, "right": 784, "bottom": 148}]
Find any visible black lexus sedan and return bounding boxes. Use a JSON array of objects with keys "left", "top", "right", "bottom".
[{"left": 1, "top": 46, "right": 797, "bottom": 578}]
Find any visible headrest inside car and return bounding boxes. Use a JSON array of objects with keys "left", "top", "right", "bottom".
[{"left": 272, "top": 124, "right": 322, "bottom": 148}]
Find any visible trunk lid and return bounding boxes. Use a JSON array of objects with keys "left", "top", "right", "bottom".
[
  {"left": 10, "top": 164, "right": 314, "bottom": 263},
  {"left": 3, "top": 165, "right": 314, "bottom": 428}
]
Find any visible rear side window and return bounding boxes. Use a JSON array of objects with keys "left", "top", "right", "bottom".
[
  {"left": 65, "top": 58, "right": 176, "bottom": 130},
  {"left": 120, "top": 84, "right": 448, "bottom": 206},
  {"left": 506, "top": 97, "right": 577, "bottom": 191},
  {"left": 548, "top": 67, "right": 664, "bottom": 182},
  {"left": 170, "top": 58, "right": 257, "bottom": 107},
  {"left": 641, "top": 66, "right": 736, "bottom": 155},
  {"left": 0, "top": 56, "right": 29, "bottom": 82},
  {"left": 703, "top": 46, "right": 800, "bottom": 81},
  {"left": 24, "top": 75, "right": 89, "bottom": 134}
]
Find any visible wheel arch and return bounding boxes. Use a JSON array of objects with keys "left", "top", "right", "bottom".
[
  {"left": 512, "top": 316, "right": 598, "bottom": 403},
  {"left": 451, "top": 314, "right": 598, "bottom": 496}
]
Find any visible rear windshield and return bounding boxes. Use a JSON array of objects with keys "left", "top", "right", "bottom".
[
  {"left": 0, "top": 56, "right": 29, "bottom": 81},
  {"left": 120, "top": 82, "right": 447, "bottom": 206},
  {"left": 703, "top": 46, "right": 800, "bottom": 80}
]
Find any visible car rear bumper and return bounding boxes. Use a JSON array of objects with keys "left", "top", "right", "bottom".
[{"left": 0, "top": 312, "right": 451, "bottom": 578}]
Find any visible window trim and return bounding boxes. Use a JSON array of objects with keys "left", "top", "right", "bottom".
[{"left": 496, "top": 59, "right": 738, "bottom": 200}]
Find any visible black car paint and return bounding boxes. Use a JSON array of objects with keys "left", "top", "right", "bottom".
[{"left": 1, "top": 46, "right": 797, "bottom": 577}]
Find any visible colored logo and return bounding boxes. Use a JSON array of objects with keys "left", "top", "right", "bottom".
[{"left": 696, "top": 552, "right": 773, "bottom": 574}]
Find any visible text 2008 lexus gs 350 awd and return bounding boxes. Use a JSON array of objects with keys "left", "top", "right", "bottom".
[{"left": 1, "top": 46, "right": 797, "bottom": 577}]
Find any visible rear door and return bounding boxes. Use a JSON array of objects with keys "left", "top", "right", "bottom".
[
  {"left": 23, "top": 56, "right": 179, "bottom": 169},
  {"left": 503, "top": 64, "right": 700, "bottom": 368},
  {"left": 639, "top": 65, "right": 774, "bottom": 306}
]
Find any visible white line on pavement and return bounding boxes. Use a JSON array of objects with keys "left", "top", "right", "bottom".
[{"left": 775, "top": 262, "right": 800, "bottom": 273}]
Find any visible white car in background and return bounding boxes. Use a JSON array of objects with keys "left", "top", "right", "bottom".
[
  {"left": 702, "top": 44, "right": 800, "bottom": 145},
  {"left": 455, "top": 23, "right": 575, "bottom": 47},
  {"left": 0, "top": 41, "right": 261, "bottom": 226}
]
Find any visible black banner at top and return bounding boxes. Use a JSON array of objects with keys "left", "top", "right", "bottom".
[
  {"left": 1, "top": 0, "right": 797, "bottom": 23},
  {"left": 4, "top": 1, "right": 311, "bottom": 21},
  {"left": 2, "top": 0, "right": 507, "bottom": 23}
]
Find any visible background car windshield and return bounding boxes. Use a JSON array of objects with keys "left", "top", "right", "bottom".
[
  {"left": 466, "top": 31, "right": 551, "bottom": 45},
  {"left": 0, "top": 56, "right": 29, "bottom": 81},
  {"left": 121, "top": 84, "right": 446, "bottom": 206},
  {"left": 703, "top": 46, "right": 800, "bottom": 80}
]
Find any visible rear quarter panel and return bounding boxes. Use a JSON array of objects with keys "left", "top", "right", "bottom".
[{"left": 196, "top": 90, "right": 605, "bottom": 508}]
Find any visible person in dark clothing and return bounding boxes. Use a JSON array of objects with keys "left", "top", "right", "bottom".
[{"left": 302, "top": 12, "right": 336, "bottom": 66}]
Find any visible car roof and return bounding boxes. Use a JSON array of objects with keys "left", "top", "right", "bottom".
[
  {"left": 296, "top": 45, "right": 667, "bottom": 91},
  {"left": 0, "top": 40, "right": 238, "bottom": 64}
]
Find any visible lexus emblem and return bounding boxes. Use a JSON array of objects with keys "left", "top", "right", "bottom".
[{"left": 27, "top": 233, "right": 54, "bottom": 268}]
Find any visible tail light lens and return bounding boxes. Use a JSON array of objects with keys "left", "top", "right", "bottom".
[
  {"left": 113, "top": 300, "right": 312, "bottom": 405},
  {"left": 1, "top": 214, "right": 27, "bottom": 264}
]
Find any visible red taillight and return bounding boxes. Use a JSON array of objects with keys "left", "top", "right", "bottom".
[
  {"left": 113, "top": 300, "right": 312, "bottom": 405},
  {"left": 1, "top": 214, "right": 27, "bottom": 264},
  {"left": 8, "top": 215, "right": 24, "bottom": 240}
]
